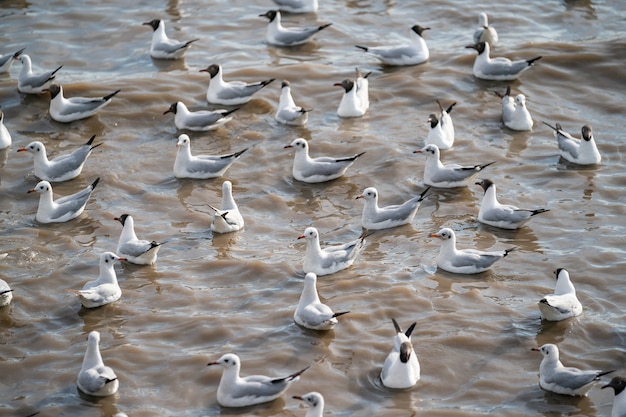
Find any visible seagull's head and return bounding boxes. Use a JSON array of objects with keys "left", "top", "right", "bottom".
[
  {"left": 293, "top": 392, "right": 324, "bottom": 409},
  {"left": 298, "top": 227, "right": 318, "bottom": 242},
  {"left": 27, "top": 180, "right": 52, "bottom": 195},
  {"left": 207, "top": 353, "right": 240, "bottom": 370},
  {"left": 356, "top": 187, "right": 377, "bottom": 202}
]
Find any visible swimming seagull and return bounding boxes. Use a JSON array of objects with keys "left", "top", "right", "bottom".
[
  {"left": 77, "top": 331, "right": 119, "bottom": 397},
  {"left": 473, "top": 13, "right": 498, "bottom": 47},
  {"left": 174, "top": 134, "right": 248, "bottom": 179},
  {"left": 44, "top": 84, "right": 120, "bottom": 123},
  {"left": 475, "top": 179, "right": 549, "bottom": 229},
  {"left": 142, "top": 19, "right": 199, "bottom": 60},
  {"left": 356, "top": 186, "right": 430, "bottom": 230},
  {"left": 425, "top": 100, "right": 456, "bottom": 150},
  {"left": 0, "top": 47, "right": 24, "bottom": 73},
  {"left": 272, "top": 0, "right": 318, "bottom": 13},
  {"left": 298, "top": 227, "right": 366, "bottom": 276},
  {"left": 294, "top": 272, "right": 349, "bottom": 330},
  {"left": 293, "top": 392, "right": 325, "bottom": 417},
  {"left": 17, "top": 54, "right": 63, "bottom": 94},
  {"left": 334, "top": 78, "right": 367, "bottom": 118},
  {"left": 164, "top": 101, "right": 239, "bottom": 131},
  {"left": 27, "top": 178, "right": 100, "bottom": 223},
  {"left": 538, "top": 268, "right": 583, "bottom": 322},
  {"left": 355, "top": 25, "right": 430, "bottom": 66},
  {"left": 0, "top": 109, "right": 11, "bottom": 150},
  {"left": 259, "top": 10, "right": 332, "bottom": 46},
  {"left": 495, "top": 86, "right": 533, "bottom": 131},
  {"left": 465, "top": 42, "right": 542, "bottom": 81},
  {"left": 543, "top": 122, "right": 601, "bottom": 165},
  {"left": 284, "top": 137, "right": 365, "bottom": 183},
  {"left": 602, "top": 376, "right": 626, "bottom": 417},
  {"left": 531, "top": 343, "right": 613, "bottom": 396},
  {"left": 381, "top": 318, "right": 420, "bottom": 389},
  {"left": 17, "top": 135, "right": 103, "bottom": 182},
  {"left": 415, "top": 144, "right": 495, "bottom": 188},
  {"left": 430, "top": 227, "right": 515, "bottom": 274},
  {"left": 207, "top": 353, "right": 309, "bottom": 407},
  {"left": 209, "top": 180, "right": 244, "bottom": 233},
  {"left": 200, "top": 64, "right": 275, "bottom": 106},
  {"left": 0, "top": 278, "right": 13, "bottom": 307},
  {"left": 71, "top": 252, "right": 125, "bottom": 308},
  {"left": 275, "top": 80, "right": 311, "bottom": 126},
  {"left": 114, "top": 214, "right": 163, "bottom": 265}
]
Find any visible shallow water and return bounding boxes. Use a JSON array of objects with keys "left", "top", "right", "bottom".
[{"left": 1, "top": 0, "right": 626, "bottom": 416}]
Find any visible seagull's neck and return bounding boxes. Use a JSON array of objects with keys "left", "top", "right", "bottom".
[
  {"left": 483, "top": 185, "right": 500, "bottom": 208},
  {"left": 220, "top": 188, "right": 238, "bottom": 211},
  {"left": 409, "top": 30, "right": 426, "bottom": 47},
  {"left": 155, "top": 23, "right": 168, "bottom": 41},
  {"left": 427, "top": 154, "right": 445, "bottom": 170},
  {"left": 34, "top": 147, "right": 51, "bottom": 167},
  {"left": 120, "top": 218, "right": 139, "bottom": 243},
  {"left": 554, "top": 274, "right": 576, "bottom": 296},
  {"left": 82, "top": 339, "right": 104, "bottom": 371},
  {"left": 306, "top": 237, "right": 324, "bottom": 259},
  {"left": 300, "top": 279, "right": 321, "bottom": 305},
  {"left": 362, "top": 197, "right": 380, "bottom": 217},
  {"left": 218, "top": 364, "right": 242, "bottom": 387},
  {"left": 38, "top": 190, "right": 57, "bottom": 213},
  {"left": 305, "top": 403, "right": 324, "bottom": 417},
  {"left": 97, "top": 261, "right": 119, "bottom": 285},
  {"left": 279, "top": 87, "right": 297, "bottom": 109},
  {"left": 19, "top": 58, "right": 33, "bottom": 76}
]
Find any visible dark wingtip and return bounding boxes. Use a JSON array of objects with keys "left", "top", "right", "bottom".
[
  {"left": 392, "top": 317, "right": 401, "bottom": 333},
  {"left": 319, "top": 23, "right": 332, "bottom": 30},
  {"left": 262, "top": 78, "right": 276, "bottom": 87},
  {"left": 90, "top": 177, "right": 101, "bottom": 189},
  {"left": 355, "top": 45, "right": 369, "bottom": 52},
  {"left": 332, "top": 310, "right": 350, "bottom": 318},
  {"left": 503, "top": 247, "right": 517, "bottom": 257},
  {"left": 103, "top": 89, "right": 121, "bottom": 101},
  {"left": 405, "top": 322, "right": 416, "bottom": 337},
  {"left": 527, "top": 56, "right": 543, "bottom": 65}
]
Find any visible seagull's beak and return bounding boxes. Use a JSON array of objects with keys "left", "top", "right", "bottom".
[
  {"left": 413, "top": 149, "right": 422, "bottom": 154},
  {"left": 530, "top": 347, "right": 540, "bottom": 351},
  {"left": 297, "top": 234, "right": 305, "bottom": 240},
  {"left": 429, "top": 233, "right": 439, "bottom": 238},
  {"left": 27, "top": 188, "right": 36, "bottom": 194},
  {"left": 17, "top": 147, "right": 27, "bottom": 152},
  {"left": 207, "top": 361, "right": 219, "bottom": 366},
  {"left": 355, "top": 195, "right": 363, "bottom": 199},
  {"left": 283, "top": 145, "right": 293, "bottom": 149}
]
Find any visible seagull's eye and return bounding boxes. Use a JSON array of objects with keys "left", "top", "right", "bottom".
[{"left": 224, "top": 359, "right": 229, "bottom": 363}]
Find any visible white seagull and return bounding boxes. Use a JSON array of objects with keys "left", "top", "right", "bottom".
[
  {"left": 142, "top": 19, "right": 199, "bottom": 60},
  {"left": 466, "top": 42, "right": 542, "bottom": 81},
  {"left": 17, "top": 54, "right": 62, "bottom": 94},
  {"left": 543, "top": 122, "right": 601, "bottom": 165},
  {"left": 45, "top": 84, "right": 120, "bottom": 123},
  {"left": 0, "top": 109, "right": 11, "bottom": 150},
  {"left": 298, "top": 227, "right": 366, "bottom": 276},
  {"left": 259, "top": 10, "right": 331, "bottom": 46},
  {"left": 0, "top": 47, "right": 24, "bottom": 73},
  {"left": 164, "top": 101, "right": 238, "bottom": 131},
  {"left": 495, "top": 86, "right": 533, "bottom": 131},
  {"left": 17, "top": 135, "right": 102, "bottom": 182},
  {"left": 334, "top": 78, "right": 367, "bottom": 118},
  {"left": 209, "top": 180, "right": 244, "bottom": 234},
  {"left": 284, "top": 137, "right": 365, "bottom": 183},
  {"left": 355, "top": 25, "right": 430, "bottom": 66},
  {"left": 275, "top": 80, "right": 311, "bottom": 126},
  {"left": 77, "top": 331, "right": 119, "bottom": 397},
  {"left": 114, "top": 214, "right": 163, "bottom": 265},
  {"left": 71, "top": 252, "right": 125, "bottom": 309},
  {"left": 602, "top": 376, "right": 626, "bottom": 417},
  {"left": 200, "top": 64, "right": 275, "bottom": 106},
  {"left": 475, "top": 179, "right": 549, "bottom": 229},
  {"left": 473, "top": 13, "right": 498, "bottom": 47},
  {"left": 415, "top": 144, "right": 495, "bottom": 188},
  {"left": 381, "top": 318, "right": 420, "bottom": 389},
  {"left": 538, "top": 268, "right": 583, "bottom": 322},
  {"left": 0, "top": 278, "right": 13, "bottom": 307},
  {"left": 356, "top": 186, "right": 430, "bottom": 230},
  {"left": 174, "top": 134, "right": 248, "bottom": 179},
  {"left": 430, "top": 227, "right": 515, "bottom": 274},
  {"left": 272, "top": 0, "right": 318, "bottom": 13},
  {"left": 531, "top": 343, "right": 613, "bottom": 396},
  {"left": 294, "top": 272, "right": 349, "bottom": 330},
  {"left": 425, "top": 100, "right": 456, "bottom": 150},
  {"left": 207, "top": 353, "right": 309, "bottom": 407},
  {"left": 293, "top": 392, "right": 325, "bottom": 417},
  {"left": 27, "top": 178, "right": 100, "bottom": 223}
]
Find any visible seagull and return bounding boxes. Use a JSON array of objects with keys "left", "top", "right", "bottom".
[
  {"left": 200, "top": 64, "right": 275, "bottom": 106},
  {"left": 174, "top": 134, "right": 248, "bottom": 179},
  {"left": 538, "top": 268, "right": 583, "bottom": 322},
  {"left": 425, "top": 100, "right": 456, "bottom": 150},
  {"left": 142, "top": 19, "right": 199, "bottom": 60},
  {"left": 164, "top": 101, "right": 238, "bottom": 131},
  {"left": 543, "top": 122, "right": 601, "bottom": 165},
  {"left": 602, "top": 376, "right": 626, "bottom": 417},
  {"left": 284, "top": 137, "right": 365, "bottom": 183},
  {"left": 293, "top": 392, "right": 325, "bottom": 417},
  {"left": 0, "top": 278, "right": 13, "bottom": 307},
  {"left": 272, "top": 0, "right": 318, "bottom": 13},
  {"left": 17, "top": 54, "right": 62, "bottom": 94},
  {"left": 27, "top": 178, "right": 100, "bottom": 223},
  {"left": 355, "top": 68, "right": 371, "bottom": 112},
  {"left": 71, "top": 252, "right": 125, "bottom": 308},
  {"left": 381, "top": 318, "right": 420, "bottom": 389},
  {"left": 473, "top": 13, "right": 498, "bottom": 47},
  {"left": 298, "top": 226, "right": 366, "bottom": 276},
  {"left": 275, "top": 80, "right": 310, "bottom": 126},
  {"left": 356, "top": 186, "right": 430, "bottom": 230},
  {"left": 531, "top": 343, "right": 613, "bottom": 396},
  {"left": 294, "top": 272, "right": 349, "bottom": 330},
  {"left": 44, "top": 84, "right": 120, "bottom": 123},
  {"left": 0, "top": 47, "right": 24, "bottom": 73},
  {"left": 77, "top": 331, "right": 119, "bottom": 397},
  {"left": 334, "top": 78, "right": 367, "bottom": 118},
  {"left": 355, "top": 25, "right": 430, "bottom": 66},
  {"left": 415, "top": 144, "right": 495, "bottom": 188},
  {"left": 495, "top": 86, "right": 533, "bottom": 131},
  {"left": 114, "top": 214, "right": 162, "bottom": 265},
  {"left": 209, "top": 180, "right": 244, "bottom": 233},
  {"left": 259, "top": 10, "right": 332, "bottom": 46},
  {"left": 0, "top": 109, "right": 11, "bottom": 150},
  {"left": 17, "top": 135, "right": 103, "bottom": 182},
  {"left": 465, "top": 42, "right": 542, "bottom": 81},
  {"left": 207, "top": 353, "right": 309, "bottom": 407},
  {"left": 430, "top": 227, "right": 515, "bottom": 274},
  {"left": 475, "top": 179, "right": 549, "bottom": 229}
]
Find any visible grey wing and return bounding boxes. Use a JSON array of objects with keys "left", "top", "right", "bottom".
[
  {"left": 431, "top": 166, "right": 477, "bottom": 183},
  {"left": 119, "top": 239, "right": 154, "bottom": 257},
  {"left": 481, "top": 206, "right": 531, "bottom": 223},
  {"left": 48, "top": 147, "right": 90, "bottom": 175},
  {"left": 52, "top": 188, "right": 93, "bottom": 217},
  {"left": 557, "top": 133, "right": 580, "bottom": 159},
  {"left": 274, "top": 28, "right": 318, "bottom": 45},
  {"left": 153, "top": 40, "right": 190, "bottom": 54},
  {"left": 483, "top": 58, "right": 528, "bottom": 77},
  {"left": 546, "top": 369, "right": 599, "bottom": 390},
  {"left": 78, "top": 366, "right": 116, "bottom": 392},
  {"left": 375, "top": 199, "right": 420, "bottom": 223},
  {"left": 22, "top": 71, "right": 57, "bottom": 89},
  {"left": 233, "top": 376, "right": 288, "bottom": 399},
  {"left": 58, "top": 98, "right": 107, "bottom": 116},
  {"left": 184, "top": 112, "right": 225, "bottom": 129},
  {"left": 217, "top": 82, "right": 265, "bottom": 101},
  {"left": 299, "top": 160, "right": 346, "bottom": 178},
  {"left": 185, "top": 158, "right": 231, "bottom": 174},
  {"left": 370, "top": 45, "right": 416, "bottom": 60},
  {"left": 0, "top": 54, "right": 12, "bottom": 67},
  {"left": 451, "top": 250, "right": 500, "bottom": 269}
]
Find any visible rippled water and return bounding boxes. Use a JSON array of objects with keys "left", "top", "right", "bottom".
[{"left": 1, "top": 0, "right": 626, "bottom": 416}]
